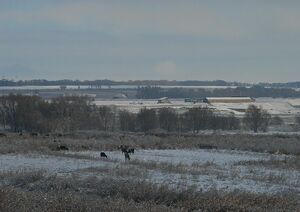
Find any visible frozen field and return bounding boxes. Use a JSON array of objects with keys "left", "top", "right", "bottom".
[
  {"left": 1, "top": 149, "right": 299, "bottom": 195},
  {"left": 93, "top": 98, "right": 300, "bottom": 116}
]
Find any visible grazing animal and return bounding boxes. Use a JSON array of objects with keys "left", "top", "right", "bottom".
[
  {"left": 31, "top": 132, "right": 38, "bottom": 136},
  {"left": 127, "top": 148, "right": 135, "bottom": 154},
  {"left": 56, "top": 145, "right": 69, "bottom": 151},
  {"left": 100, "top": 152, "right": 108, "bottom": 158},
  {"left": 56, "top": 133, "right": 63, "bottom": 137},
  {"left": 124, "top": 151, "right": 130, "bottom": 160},
  {"left": 119, "top": 145, "right": 129, "bottom": 154},
  {"left": 0, "top": 133, "right": 7, "bottom": 137}
]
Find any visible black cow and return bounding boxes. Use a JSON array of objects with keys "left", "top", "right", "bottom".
[
  {"left": 31, "top": 132, "right": 38, "bottom": 136},
  {"left": 100, "top": 152, "right": 108, "bottom": 158},
  {"left": 56, "top": 145, "right": 69, "bottom": 151},
  {"left": 124, "top": 151, "right": 130, "bottom": 160},
  {"left": 119, "top": 145, "right": 129, "bottom": 154},
  {"left": 0, "top": 133, "right": 7, "bottom": 137},
  {"left": 127, "top": 148, "right": 135, "bottom": 154}
]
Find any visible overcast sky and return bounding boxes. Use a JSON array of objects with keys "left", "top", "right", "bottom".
[{"left": 0, "top": 0, "right": 300, "bottom": 82}]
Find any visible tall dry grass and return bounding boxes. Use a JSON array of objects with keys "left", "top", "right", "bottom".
[
  {"left": 0, "top": 170, "right": 299, "bottom": 211},
  {"left": 1, "top": 132, "right": 300, "bottom": 155}
]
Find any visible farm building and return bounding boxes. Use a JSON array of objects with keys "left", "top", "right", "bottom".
[
  {"left": 288, "top": 99, "right": 300, "bottom": 108},
  {"left": 113, "top": 93, "right": 128, "bottom": 99},
  {"left": 203, "top": 97, "right": 255, "bottom": 104},
  {"left": 157, "top": 97, "right": 171, "bottom": 104}
]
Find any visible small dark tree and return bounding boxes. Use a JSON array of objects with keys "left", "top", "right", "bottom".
[
  {"left": 137, "top": 108, "right": 157, "bottom": 132},
  {"left": 243, "top": 105, "right": 271, "bottom": 132},
  {"left": 158, "top": 108, "right": 178, "bottom": 132}
]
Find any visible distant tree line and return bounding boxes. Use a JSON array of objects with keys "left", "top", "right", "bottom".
[
  {"left": 0, "top": 95, "right": 282, "bottom": 134},
  {"left": 0, "top": 79, "right": 248, "bottom": 87},
  {"left": 0, "top": 95, "right": 115, "bottom": 133},
  {"left": 136, "top": 86, "right": 300, "bottom": 98},
  {"left": 2, "top": 79, "right": 300, "bottom": 88}
]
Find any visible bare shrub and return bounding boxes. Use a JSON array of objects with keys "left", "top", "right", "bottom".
[
  {"left": 243, "top": 105, "right": 271, "bottom": 132},
  {"left": 0, "top": 171, "right": 299, "bottom": 211}
]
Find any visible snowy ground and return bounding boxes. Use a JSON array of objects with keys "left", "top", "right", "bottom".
[
  {"left": 93, "top": 97, "right": 300, "bottom": 116},
  {"left": 1, "top": 149, "right": 299, "bottom": 195}
]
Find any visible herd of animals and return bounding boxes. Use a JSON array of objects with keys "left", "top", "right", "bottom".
[
  {"left": 0, "top": 132, "right": 135, "bottom": 161},
  {"left": 101, "top": 145, "right": 135, "bottom": 161}
]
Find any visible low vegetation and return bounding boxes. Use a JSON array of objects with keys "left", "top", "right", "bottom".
[
  {"left": 0, "top": 170, "right": 299, "bottom": 212},
  {"left": 0, "top": 95, "right": 277, "bottom": 135},
  {"left": 1, "top": 132, "right": 300, "bottom": 155}
]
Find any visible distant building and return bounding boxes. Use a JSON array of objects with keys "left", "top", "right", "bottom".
[
  {"left": 203, "top": 97, "right": 255, "bottom": 104},
  {"left": 113, "top": 93, "right": 128, "bottom": 99},
  {"left": 157, "top": 97, "right": 171, "bottom": 104},
  {"left": 184, "top": 98, "right": 203, "bottom": 103},
  {"left": 288, "top": 99, "right": 300, "bottom": 108}
]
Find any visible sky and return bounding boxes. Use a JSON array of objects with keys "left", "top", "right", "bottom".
[{"left": 0, "top": 0, "right": 300, "bottom": 83}]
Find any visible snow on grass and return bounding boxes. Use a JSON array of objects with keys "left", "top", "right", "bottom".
[
  {"left": 65, "top": 149, "right": 283, "bottom": 166},
  {"left": 0, "top": 153, "right": 116, "bottom": 174},
  {"left": 0, "top": 149, "right": 299, "bottom": 195}
]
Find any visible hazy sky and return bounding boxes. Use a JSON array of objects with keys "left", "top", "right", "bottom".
[{"left": 0, "top": 0, "right": 300, "bottom": 82}]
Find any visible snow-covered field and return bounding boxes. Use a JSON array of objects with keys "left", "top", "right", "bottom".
[
  {"left": 1, "top": 149, "right": 299, "bottom": 195},
  {"left": 93, "top": 98, "right": 300, "bottom": 116}
]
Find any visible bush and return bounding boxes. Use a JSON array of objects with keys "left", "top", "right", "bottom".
[{"left": 243, "top": 105, "right": 271, "bottom": 132}]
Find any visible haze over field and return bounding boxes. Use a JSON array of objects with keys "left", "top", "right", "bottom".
[{"left": 1, "top": 0, "right": 300, "bottom": 82}]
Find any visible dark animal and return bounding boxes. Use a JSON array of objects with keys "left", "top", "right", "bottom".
[
  {"left": 124, "top": 151, "right": 130, "bottom": 160},
  {"left": 119, "top": 145, "right": 129, "bottom": 154},
  {"left": 56, "top": 133, "right": 63, "bottom": 137},
  {"left": 31, "top": 132, "right": 38, "bottom": 136},
  {"left": 100, "top": 152, "right": 108, "bottom": 158},
  {"left": 127, "top": 148, "right": 135, "bottom": 154},
  {"left": 56, "top": 145, "right": 69, "bottom": 151},
  {"left": 0, "top": 133, "right": 7, "bottom": 137}
]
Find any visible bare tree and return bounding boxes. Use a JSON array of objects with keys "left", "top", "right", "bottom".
[
  {"left": 98, "top": 106, "right": 114, "bottom": 131},
  {"left": 243, "top": 105, "right": 271, "bottom": 132},
  {"left": 119, "top": 110, "right": 136, "bottom": 132},
  {"left": 184, "top": 107, "right": 214, "bottom": 133},
  {"left": 158, "top": 108, "right": 178, "bottom": 132},
  {"left": 137, "top": 108, "right": 157, "bottom": 132}
]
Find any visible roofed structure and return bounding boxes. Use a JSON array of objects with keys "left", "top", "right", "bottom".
[{"left": 203, "top": 97, "right": 255, "bottom": 104}]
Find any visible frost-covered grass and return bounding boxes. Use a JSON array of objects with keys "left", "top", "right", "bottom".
[
  {"left": 0, "top": 171, "right": 299, "bottom": 212},
  {"left": 1, "top": 149, "right": 299, "bottom": 195},
  {"left": 1, "top": 132, "right": 300, "bottom": 210},
  {"left": 1, "top": 147, "right": 300, "bottom": 211}
]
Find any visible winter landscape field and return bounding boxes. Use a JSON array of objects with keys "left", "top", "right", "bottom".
[{"left": 0, "top": 133, "right": 300, "bottom": 211}]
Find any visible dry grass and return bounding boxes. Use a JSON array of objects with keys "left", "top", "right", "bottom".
[
  {"left": 235, "top": 156, "right": 300, "bottom": 171},
  {"left": 125, "top": 159, "right": 221, "bottom": 177},
  {"left": 1, "top": 132, "right": 300, "bottom": 155},
  {"left": 0, "top": 170, "right": 299, "bottom": 212}
]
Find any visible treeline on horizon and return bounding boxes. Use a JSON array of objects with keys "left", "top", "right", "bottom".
[
  {"left": 0, "top": 95, "right": 281, "bottom": 134},
  {"left": 1, "top": 79, "right": 300, "bottom": 88},
  {"left": 136, "top": 86, "right": 300, "bottom": 98}
]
